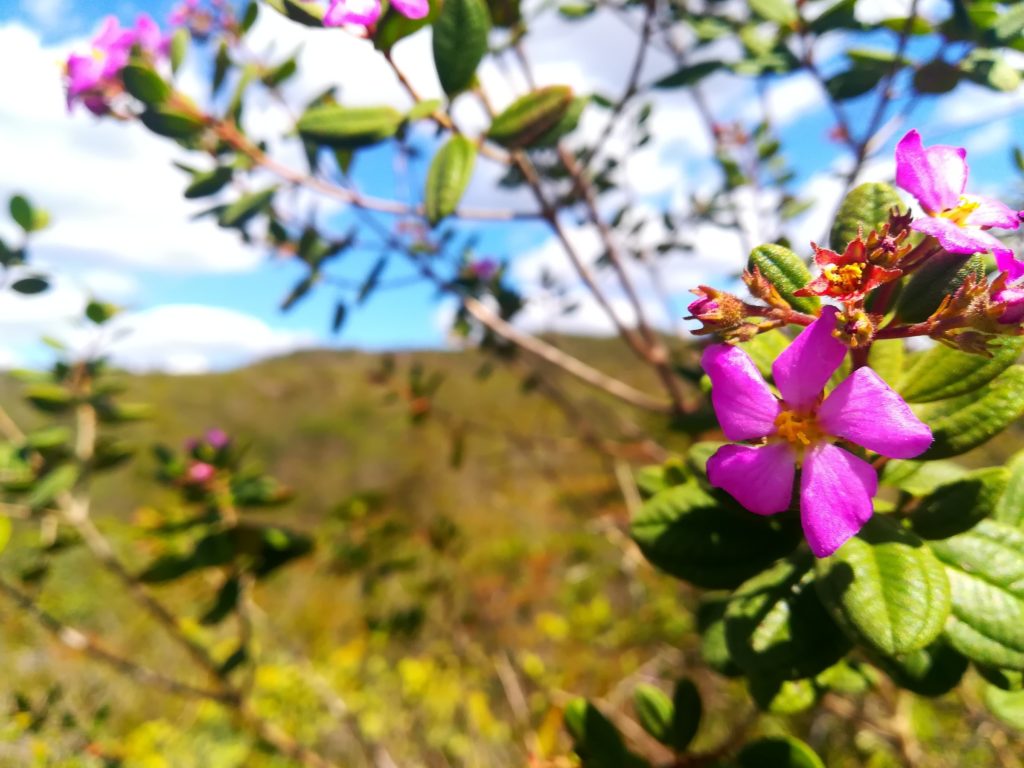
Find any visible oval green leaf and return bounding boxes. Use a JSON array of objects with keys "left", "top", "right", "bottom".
[
  {"left": 898, "top": 336, "right": 1024, "bottom": 403},
  {"left": 432, "top": 0, "right": 491, "bottom": 96},
  {"left": 896, "top": 251, "right": 985, "bottom": 323},
  {"left": 909, "top": 467, "right": 1009, "bottom": 540},
  {"left": 747, "top": 243, "right": 818, "bottom": 314},
  {"left": 487, "top": 86, "right": 573, "bottom": 149},
  {"left": 297, "top": 104, "right": 404, "bottom": 149},
  {"left": 913, "top": 365, "right": 1024, "bottom": 460},
  {"left": 996, "top": 449, "right": 1024, "bottom": 527},
  {"left": 816, "top": 516, "right": 950, "bottom": 657},
  {"left": 725, "top": 553, "right": 850, "bottom": 679},
  {"left": 630, "top": 481, "right": 801, "bottom": 589},
  {"left": 930, "top": 519, "right": 1024, "bottom": 669},
  {"left": 829, "top": 182, "right": 903, "bottom": 252},
  {"left": 736, "top": 737, "right": 825, "bottom": 768},
  {"left": 424, "top": 135, "right": 477, "bottom": 225}
]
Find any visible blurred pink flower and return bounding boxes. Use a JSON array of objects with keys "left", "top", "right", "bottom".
[
  {"left": 186, "top": 462, "right": 216, "bottom": 484},
  {"left": 323, "top": 0, "right": 428, "bottom": 28},
  {"left": 703, "top": 306, "right": 932, "bottom": 557}
]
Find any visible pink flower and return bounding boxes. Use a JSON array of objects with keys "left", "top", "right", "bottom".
[
  {"left": 323, "top": 0, "right": 428, "bottom": 27},
  {"left": 186, "top": 461, "right": 216, "bottom": 484},
  {"left": 65, "top": 14, "right": 168, "bottom": 114},
  {"left": 470, "top": 258, "right": 499, "bottom": 281},
  {"left": 703, "top": 306, "right": 932, "bottom": 557},
  {"left": 895, "top": 130, "right": 1022, "bottom": 270},
  {"left": 994, "top": 284, "right": 1024, "bottom": 324},
  {"left": 205, "top": 428, "right": 230, "bottom": 449},
  {"left": 170, "top": 0, "right": 200, "bottom": 26}
]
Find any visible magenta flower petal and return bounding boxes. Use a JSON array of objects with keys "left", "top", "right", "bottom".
[
  {"left": 771, "top": 305, "right": 846, "bottom": 409},
  {"left": 895, "top": 129, "right": 966, "bottom": 213},
  {"left": 325, "top": 0, "right": 382, "bottom": 25},
  {"left": 818, "top": 368, "right": 932, "bottom": 458},
  {"left": 995, "top": 286, "right": 1024, "bottom": 324},
  {"left": 912, "top": 216, "right": 1012, "bottom": 261},
  {"left": 996, "top": 251, "right": 1024, "bottom": 282},
  {"left": 800, "top": 442, "right": 876, "bottom": 557},
  {"left": 391, "top": 0, "right": 430, "bottom": 18},
  {"left": 702, "top": 344, "right": 780, "bottom": 441},
  {"left": 964, "top": 195, "right": 1021, "bottom": 230},
  {"left": 707, "top": 443, "right": 796, "bottom": 516}
]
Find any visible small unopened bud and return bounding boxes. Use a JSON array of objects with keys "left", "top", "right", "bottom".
[
  {"left": 743, "top": 268, "right": 790, "bottom": 309},
  {"left": 835, "top": 308, "right": 875, "bottom": 348},
  {"left": 686, "top": 286, "right": 745, "bottom": 335}
]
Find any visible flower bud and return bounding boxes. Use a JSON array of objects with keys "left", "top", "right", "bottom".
[
  {"left": 186, "top": 461, "right": 216, "bottom": 484},
  {"left": 686, "top": 286, "right": 745, "bottom": 335}
]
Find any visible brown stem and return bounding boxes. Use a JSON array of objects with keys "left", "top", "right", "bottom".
[
  {"left": 211, "top": 121, "right": 532, "bottom": 222},
  {"left": 0, "top": 576, "right": 231, "bottom": 702}
]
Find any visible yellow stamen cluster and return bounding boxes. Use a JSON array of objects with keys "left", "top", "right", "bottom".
[
  {"left": 938, "top": 197, "right": 981, "bottom": 227},
  {"left": 774, "top": 409, "right": 824, "bottom": 449},
  {"left": 822, "top": 262, "right": 865, "bottom": 294}
]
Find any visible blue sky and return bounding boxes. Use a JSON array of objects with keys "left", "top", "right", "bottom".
[{"left": 0, "top": 0, "right": 1022, "bottom": 371}]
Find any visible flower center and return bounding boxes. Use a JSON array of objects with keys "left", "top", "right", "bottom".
[
  {"left": 938, "top": 197, "right": 980, "bottom": 227},
  {"left": 774, "top": 409, "right": 824, "bottom": 448},
  {"left": 822, "top": 263, "right": 864, "bottom": 294}
]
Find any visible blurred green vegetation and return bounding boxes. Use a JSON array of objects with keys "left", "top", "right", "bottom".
[{"left": 0, "top": 340, "right": 1021, "bottom": 767}]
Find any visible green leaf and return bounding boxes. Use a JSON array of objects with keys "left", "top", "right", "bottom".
[
  {"left": 432, "top": 0, "right": 491, "bottom": 96},
  {"left": 930, "top": 520, "right": 1024, "bottom": 669},
  {"left": 899, "top": 248, "right": 984, "bottom": 324},
  {"left": 914, "top": 59, "right": 961, "bottom": 93},
  {"left": 261, "top": 0, "right": 324, "bottom": 26},
  {"left": 332, "top": 302, "right": 348, "bottom": 335},
  {"left": 808, "top": 0, "right": 861, "bottom": 33},
  {"left": 632, "top": 685, "right": 672, "bottom": 745},
  {"left": 296, "top": 104, "right": 404, "bottom": 149},
  {"left": 140, "top": 106, "right": 206, "bottom": 139},
  {"left": 634, "top": 459, "right": 687, "bottom": 500},
  {"left": 9, "top": 195, "right": 50, "bottom": 233},
  {"left": 986, "top": 686, "right": 1024, "bottom": 730},
  {"left": 913, "top": 365, "right": 1024, "bottom": 460},
  {"left": 978, "top": 665, "right": 1024, "bottom": 692},
  {"left": 424, "top": 135, "right": 477, "bottom": 225},
  {"left": 882, "top": 459, "right": 968, "bottom": 496},
  {"left": 10, "top": 277, "right": 49, "bottom": 295},
  {"left": 995, "top": 3, "right": 1024, "bottom": 41},
  {"left": 963, "top": 50, "right": 1022, "bottom": 92},
  {"left": 871, "top": 640, "right": 968, "bottom": 697},
  {"left": 830, "top": 182, "right": 903, "bottom": 252},
  {"left": 121, "top": 62, "right": 171, "bottom": 105},
  {"left": 200, "top": 577, "right": 240, "bottom": 625},
  {"left": 748, "top": 0, "right": 797, "bottom": 26},
  {"left": 407, "top": 98, "right": 442, "bottom": 122},
  {"left": 486, "top": 0, "right": 520, "bottom": 27},
  {"left": 487, "top": 86, "right": 574, "bottom": 149},
  {"left": 867, "top": 339, "right": 905, "bottom": 386},
  {"left": 564, "top": 699, "right": 627, "bottom": 768},
  {"left": 218, "top": 187, "right": 277, "bottom": 229},
  {"left": 85, "top": 301, "right": 119, "bottom": 325},
  {"left": 358, "top": 257, "right": 387, "bottom": 304},
  {"left": 263, "top": 55, "right": 299, "bottom": 88},
  {"left": 736, "top": 737, "right": 825, "bottom": 768},
  {"left": 532, "top": 95, "right": 587, "bottom": 148},
  {"left": 185, "top": 167, "right": 234, "bottom": 199},
  {"left": 669, "top": 679, "right": 701, "bottom": 751},
  {"left": 241, "top": 1, "right": 259, "bottom": 33},
  {"left": 816, "top": 517, "right": 950, "bottom": 658},
  {"left": 698, "top": 597, "right": 742, "bottom": 677},
  {"left": 909, "top": 467, "right": 1009, "bottom": 540},
  {"left": 630, "top": 481, "right": 801, "bottom": 589},
  {"left": 898, "top": 336, "right": 1024, "bottom": 403},
  {"left": 739, "top": 329, "right": 791, "bottom": 378},
  {"left": 747, "top": 244, "right": 818, "bottom": 314},
  {"left": 169, "top": 26, "right": 190, "bottom": 75},
  {"left": 725, "top": 553, "right": 850, "bottom": 679},
  {"left": 0, "top": 517, "right": 11, "bottom": 557},
  {"left": 996, "top": 449, "right": 1024, "bottom": 527},
  {"left": 653, "top": 61, "right": 722, "bottom": 89},
  {"left": 825, "top": 68, "right": 879, "bottom": 101},
  {"left": 27, "top": 465, "right": 79, "bottom": 509},
  {"left": 25, "top": 384, "right": 74, "bottom": 413},
  {"left": 748, "top": 676, "right": 817, "bottom": 714}
]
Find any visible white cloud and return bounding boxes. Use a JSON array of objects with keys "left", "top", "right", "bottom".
[
  {"left": 19, "top": 0, "right": 69, "bottom": 30},
  {"left": 68, "top": 304, "right": 317, "bottom": 374}
]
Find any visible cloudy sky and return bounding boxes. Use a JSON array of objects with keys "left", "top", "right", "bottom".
[{"left": 0, "top": 0, "right": 1022, "bottom": 373}]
